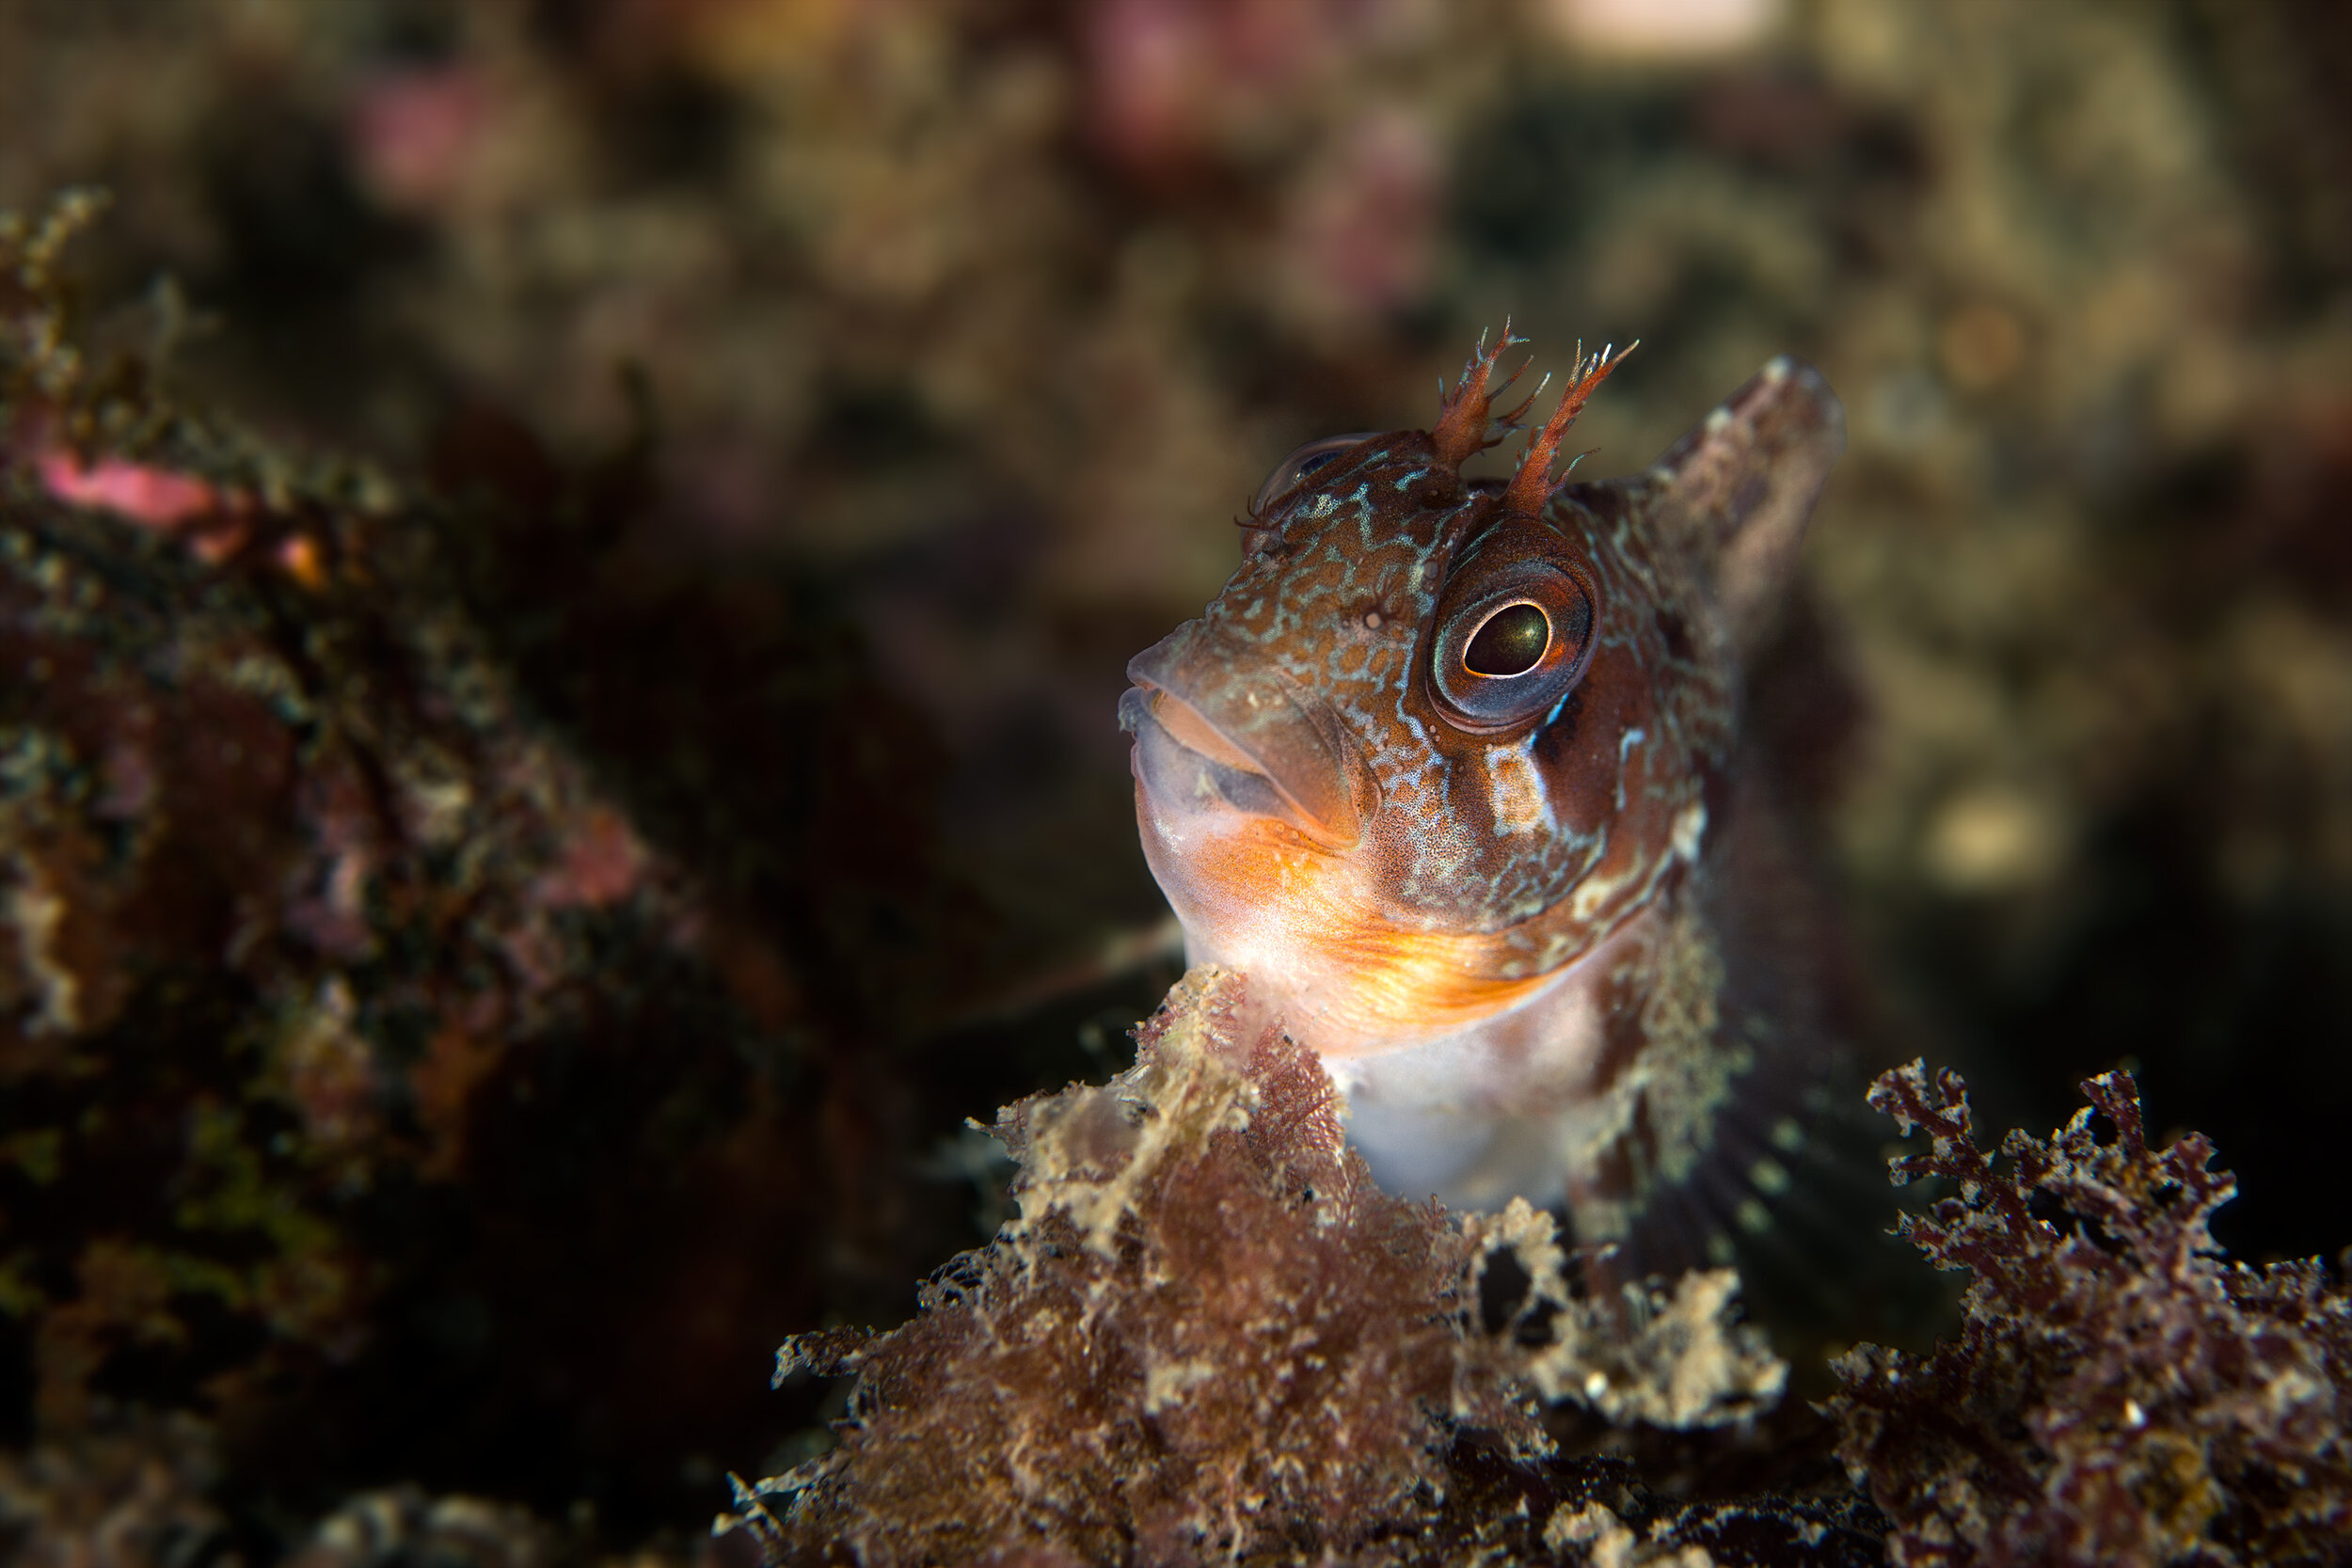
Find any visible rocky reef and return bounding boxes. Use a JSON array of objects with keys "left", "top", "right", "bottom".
[
  {"left": 732, "top": 976, "right": 2352, "bottom": 1565},
  {"left": 720, "top": 963, "right": 2352, "bottom": 1560},
  {"left": 0, "top": 191, "right": 991, "bottom": 1561},
  {"left": 729, "top": 967, "right": 1864, "bottom": 1566}
]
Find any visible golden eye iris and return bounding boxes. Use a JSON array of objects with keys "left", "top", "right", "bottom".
[
  {"left": 1425, "top": 529, "right": 1600, "bottom": 733},
  {"left": 1462, "top": 603, "right": 1549, "bottom": 677}
]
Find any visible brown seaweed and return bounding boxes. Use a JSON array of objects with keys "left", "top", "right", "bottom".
[
  {"left": 733, "top": 1000, "right": 2352, "bottom": 1563},
  {"left": 726, "top": 968, "right": 1854, "bottom": 1566},
  {"left": 1829, "top": 1063, "right": 2352, "bottom": 1564}
]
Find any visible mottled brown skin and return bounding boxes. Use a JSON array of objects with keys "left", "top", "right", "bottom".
[{"left": 1123, "top": 335, "right": 1847, "bottom": 1266}]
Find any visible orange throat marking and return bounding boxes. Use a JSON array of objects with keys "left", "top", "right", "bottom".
[{"left": 1161, "top": 814, "right": 1561, "bottom": 1058}]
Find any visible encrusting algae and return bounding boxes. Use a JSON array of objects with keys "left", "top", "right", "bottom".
[
  {"left": 726, "top": 965, "right": 1868, "bottom": 1567},
  {"left": 733, "top": 972, "right": 2352, "bottom": 1565}
]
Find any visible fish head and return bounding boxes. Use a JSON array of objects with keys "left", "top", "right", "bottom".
[{"left": 1124, "top": 336, "right": 1826, "bottom": 1057}]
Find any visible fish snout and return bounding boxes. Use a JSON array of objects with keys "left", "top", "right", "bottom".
[{"left": 1122, "top": 626, "right": 1374, "bottom": 847}]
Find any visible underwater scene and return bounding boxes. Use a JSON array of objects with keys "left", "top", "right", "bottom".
[{"left": 2, "top": 0, "right": 2349, "bottom": 1562}]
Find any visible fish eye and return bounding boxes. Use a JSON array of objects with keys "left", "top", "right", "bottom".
[
  {"left": 1463, "top": 603, "right": 1550, "bottom": 676},
  {"left": 1251, "top": 433, "right": 1380, "bottom": 516},
  {"left": 1428, "top": 555, "right": 1598, "bottom": 732}
]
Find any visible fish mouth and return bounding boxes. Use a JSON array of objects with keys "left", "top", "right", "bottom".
[{"left": 1120, "top": 626, "right": 1373, "bottom": 848}]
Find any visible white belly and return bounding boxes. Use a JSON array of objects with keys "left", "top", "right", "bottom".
[{"left": 1260, "top": 910, "right": 1657, "bottom": 1212}]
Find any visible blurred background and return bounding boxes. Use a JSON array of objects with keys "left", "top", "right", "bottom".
[{"left": 1, "top": 0, "right": 2348, "bottom": 1560}]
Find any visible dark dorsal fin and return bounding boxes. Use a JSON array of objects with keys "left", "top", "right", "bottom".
[{"left": 1633, "top": 356, "right": 1845, "bottom": 657}]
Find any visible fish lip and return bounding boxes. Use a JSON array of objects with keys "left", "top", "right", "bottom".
[{"left": 1121, "top": 629, "right": 1370, "bottom": 848}]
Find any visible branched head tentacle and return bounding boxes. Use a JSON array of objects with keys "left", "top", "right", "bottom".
[
  {"left": 1432, "top": 322, "right": 1538, "bottom": 469},
  {"left": 1502, "top": 340, "right": 1637, "bottom": 518}
]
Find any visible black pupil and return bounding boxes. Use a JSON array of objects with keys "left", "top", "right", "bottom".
[{"left": 1464, "top": 604, "right": 1550, "bottom": 677}]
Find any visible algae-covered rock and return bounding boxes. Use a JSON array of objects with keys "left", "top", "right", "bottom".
[
  {"left": 728, "top": 969, "right": 1878, "bottom": 1566},
  {"left": 0, "top": 192, "right": 971, "bottom": 1549},
  {"left": 1831, "top": 1064, "right": 2352, "bottom": 1565}
]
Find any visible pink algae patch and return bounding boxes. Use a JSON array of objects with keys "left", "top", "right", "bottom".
[
  {"left": 536, "top": 805, "right": 650, "bottom": 911},
  {"left": 350, "top": 66, "right": 493, "bottom": 214},
  {"left": 40, "top": 451, "right": 223, "bottom": 530}
]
